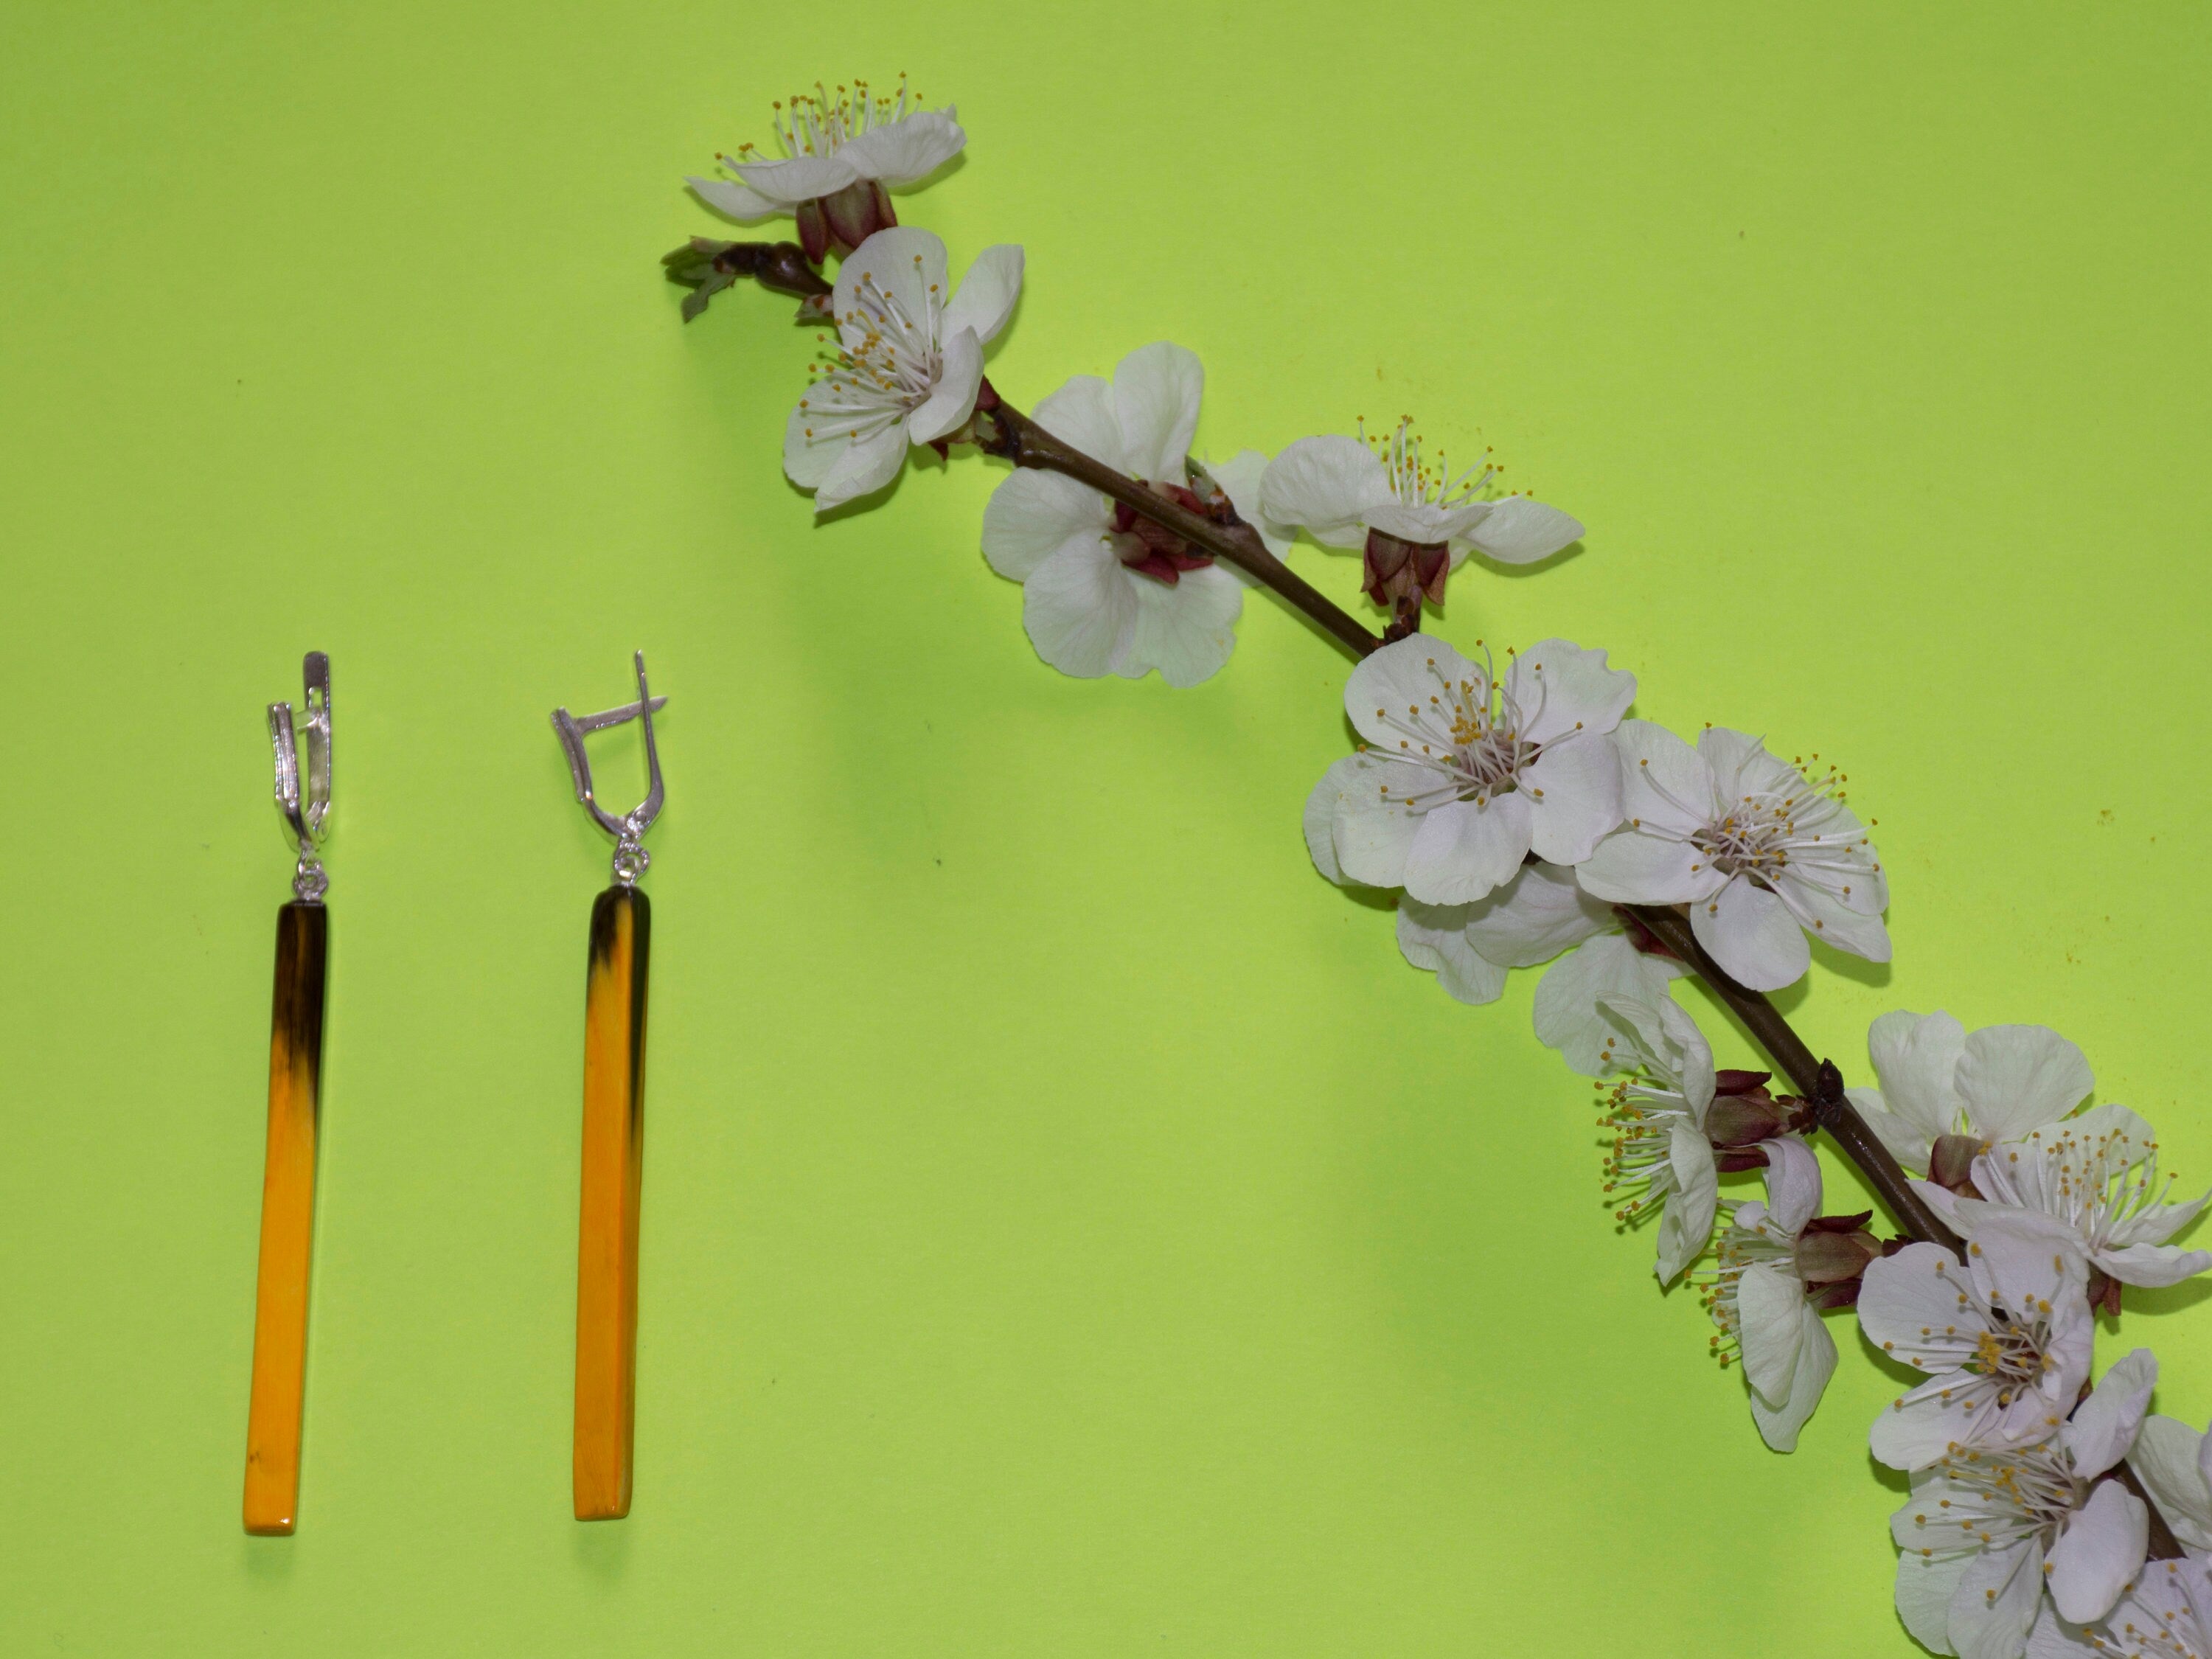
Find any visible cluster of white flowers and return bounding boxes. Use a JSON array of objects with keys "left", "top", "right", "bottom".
[{"left": 680, "top": 92, "right": 2212, "bottom": 1659}]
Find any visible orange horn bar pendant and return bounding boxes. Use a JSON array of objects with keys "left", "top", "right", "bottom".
[
  {"left": 244, "top": 899, "right": 329, "bottom": 1535},
  {"left": 572, "top": 884, "right": 650, "bottom": 1520}
]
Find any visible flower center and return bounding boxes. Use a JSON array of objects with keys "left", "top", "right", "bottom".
[
  {"left": 1599, "top": 1076, "right": 1694, "bottom": 1225},
  {"left": 1359, "top": 415, "right": 1495, "bottom": 512},
  {"left": 794, "top": 257, "right": 945, "bottom": 445},
  {"left": 1366, "top": 648, "right": 1544, "bottom": 813},
  {"left": 1918, "top": 1443, "right": 2085, "bottom": 1556},
  {"left": 725, "top": 74, "right": 918, "bottom": 165},
  {"left": 1110, "top": 482, "right": 1217, "bottom": 587},
  {"left": 1980, "top": 1119, "right": 2178, "bottom": 1254},
  {"left": 1700, "top": 1213, "right": 1798, "bottom": 1367}
]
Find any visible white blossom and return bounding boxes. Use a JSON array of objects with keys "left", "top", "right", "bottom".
[
  {"left": 1574, "top": 722, "right": 1888, "bottom": 992},
  {"left": 979, "top": 343, "right": 1285, "bottom": 686},
  {"left": 1594, "top": 990, "right": 1720, "bottom": 1284},
  {"left": 689, "top": 77, "right": 964, "bottom": 259},
  {"left": 1857, "top": 1211, "right": 2095, "bottom": 1471},
  {"left": 1306, "top": 633, "right": 1633, "bottom": 908},
  {"left": 783, "top": 228, "right": 1021, "bottom": 513},
  {"left": 1892, "top": 1351, "right": 2157, "bottom": 1658},
  {"left": 1703, "top": 1137, "right": 1843, "bottom": 1453},
  {"left": 1259, "top": 420, "right": 1583, "bottom": 606},
  {"left": 1848, "top": 1012, "right": 2095, "bottom": 1178},
  {"left": 1531, "top": 930, "right": 1690, "bottom": 1074},
  {"left": 1921, "top": 1107, "right": 2212, "bottom": 1292}
]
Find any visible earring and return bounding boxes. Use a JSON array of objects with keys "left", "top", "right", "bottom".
[
  {"left": 549, "top": 651, "right": 667, "bottom": 1522},
  {"left": 244, "top": 653, "right": 333, "bottom": 1536}
]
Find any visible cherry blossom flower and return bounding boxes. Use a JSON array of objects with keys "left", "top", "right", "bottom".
[
  {"left": 2029, "top": 1555, "right": 2212, "bottom": 1658},
  {"left": 689, "top": 77, "right": 965, "bottom": 262},
  {"left": 1593, "top": 990, "right": 1720, "bottom": 1284},
  {"left": 1857, "top": 1211, "right": 2095, "bottom": 1471},
  {"left": 1918, "top": 1105, "right": 2212, "bottom": 1294},
  {"left": 1702, "top": 1137, "right": 1863, "bottom": 1452},
  {"left": 783, "top": 228, "right": 1021, "bottom": 513},
  {"left": 1574, "top": 722, "right": 1888, "bottom": 992},
  {"left": 1259, "top": 420, "right": 1584, "bottom": 608},
  {"left": 1891, "top": 1350, "right": 2156, "bottom": 1658},
  {"left": 978, "top": 343, "right": 1287, "bottom": 686},
  {"left": 1306, "top": 633, "right": 1633, "bottom": 908},
  {"left": 1847, "top": 1012, "right": 2096, "bottom": 1179}
]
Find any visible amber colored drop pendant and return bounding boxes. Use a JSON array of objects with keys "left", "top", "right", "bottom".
[
  {"left": 244, "top": 653, "right": 333, "bottom": 1536},
  {"left": 550, "top": 651, "right": 667, "bottom": 1521}
]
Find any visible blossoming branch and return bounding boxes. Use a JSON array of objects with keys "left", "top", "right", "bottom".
[{"left": 661, "top": 83, "right": 2212, "bottom": 1659}]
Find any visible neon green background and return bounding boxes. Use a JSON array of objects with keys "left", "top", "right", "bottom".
[{"left": 3, "top": 4, "right": 2208, "bottom": 1652}]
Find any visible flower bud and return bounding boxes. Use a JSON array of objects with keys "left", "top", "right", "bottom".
[
  {"left": 1927, "top": 1133, "right": 1986, "bottom": 1196},
  {"left": 1360, "top": 529, "right": 1450, "bottom": 608},
  {"left": 1704, "top": 1076, "right": 1787, "bottom": 1150}
]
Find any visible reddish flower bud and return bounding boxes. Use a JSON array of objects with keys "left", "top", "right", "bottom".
[
  {"left": 1715, "top": 1069, "right": 1773, "bottom": 1096},
  {"left": 1360, "top": 528, "right": 1451, "bottom": 608},
  {"left": 1705, "top": 1089, "right": 1787, "bottom": 1150},
  {"left": 794, "top": 197, "right": 831, "bottom": 265},
  {"left": 1927, "top": 1133, "right": 1986, "bottom": 1196}
]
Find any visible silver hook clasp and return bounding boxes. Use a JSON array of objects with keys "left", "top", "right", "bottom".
[
  {"left": 552, "top": 650, "right": 667, "bottom": 887},
  {"left": 268, "top": 651, "right": 333, "bottom": 902}
]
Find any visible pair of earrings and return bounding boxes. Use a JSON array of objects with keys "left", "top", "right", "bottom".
[{"left": 243, "top": 651, "right": 666, "bottom": 1535}]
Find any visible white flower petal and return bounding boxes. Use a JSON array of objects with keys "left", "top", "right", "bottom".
[
  {"left": 1868, "top": 1010, "right": 1971, "bottom": 1147},
  {"left": 1021, "top": 535, "right": 1138, "bottom": 678},
  {"left": 1738, "top": 1259, "right": 1810, "bottom": 1407},
  {"left": 1032, "top": 374, "right": 1128, "bottom": 473},
  {"left": 1459, "top": 494, "right": 1585, "bottom": 563},
  {"left": 1462, "top": 860, "right": 1611, "bottom": 967},
  {"left": 2096, "top": 1242, "right": 2212, "bottom": 1287},
  {"left": 1691, "top": 877, "right": 1810, "bottom": 992},
  {"left": 1658, "top": 1119, "right": 1719, "bottom": 1283},
  {"left": 1781, "top": 875, "right": 1892, "bottom": 963},
  {"left": 1575, "top": 825, "right": 1711, "bottom": 905},
  {"left": 731, "top": 150, "right": 858, "bottom": 204},
  {"left": 1363, "top": 498, "right": 1472, "bottom": 545},
  {"left": 837, "top": 107, "right": 966, "bottom": 186},
  {"left": 1119, "top": 562, "right": 1242, "bottom": 687},
  {"left": 981, "top": 471, "right": 1106, "bottom": 581},
  {"left": 1748, "top": 1296, "right": 1835, "bottom": 1453},
  {"left": 1761, "top": 1135, "right": 1824, "bottom": 1235},
  {"left": 2025, "top": 1605, "right": 2101, "bottom": 1659},
  {"left": 939, "top": 244, "right": 1024, "bottom": 347},
  {"left": 1259, "top": 434, "right": 1390, "bottom": 547},
  {"left": 1397, "top": 899, "right": 1511, "bottom": 1006},
  {"left": 2129, "top": 1416, "right": 2212, "bottom": 1552},
  {"left": 687, "top": 175, "right": 783, "bottom": 220},
  {"left": 2045, "top": 1480, "right": 2148, "bottom": 1624},
  {"left": 1949, "top": 1539, "right": 2045, "bottom": 1659},
  {"left": 1502, "top": 639, "right": 1636, "bottom": 746},
  {"left": 2064, "top": 1349, "right": 2157, "bottom": 1481},
  {"left": 1331, "top": 761, "right": 1436, "bottom": 889},
  {"left": 1402, "top": 792, "right": 1534, "bottom": 905},
  {"left": 1613, "top": 720, "right": 1717, "bottom": 836},
  {"left": 1304, "top": 754, "right": 1379, "bottom": 886},
  {"left": 905, "top": 326, "right": 984, "bottom": 443},
  {"left": 1896, "top": 1543, "right": 1969, "bottom": 1655},
  {"left": 1532, "top": 933, "right": 1685, "bottom": 1077},
  {"left": 1110, "top": 342, "right": 1203, "bottom": 484},
  {"left": 783, "top": 402, "right": 842, "bottom": 487},
  {"left": 1521, "top": 737, "right": 1624, "bottom": 866},
  {"left": 1958, "top": 1026, "right": 2095, "bottom": 1144},
  {"left": 812, "top": 423, "right": 909, "bottom": 512}
]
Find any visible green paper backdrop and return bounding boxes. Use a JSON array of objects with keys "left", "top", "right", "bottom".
[{"left": 4, "top": 4, "right": 2209, "bottom": 1653}]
